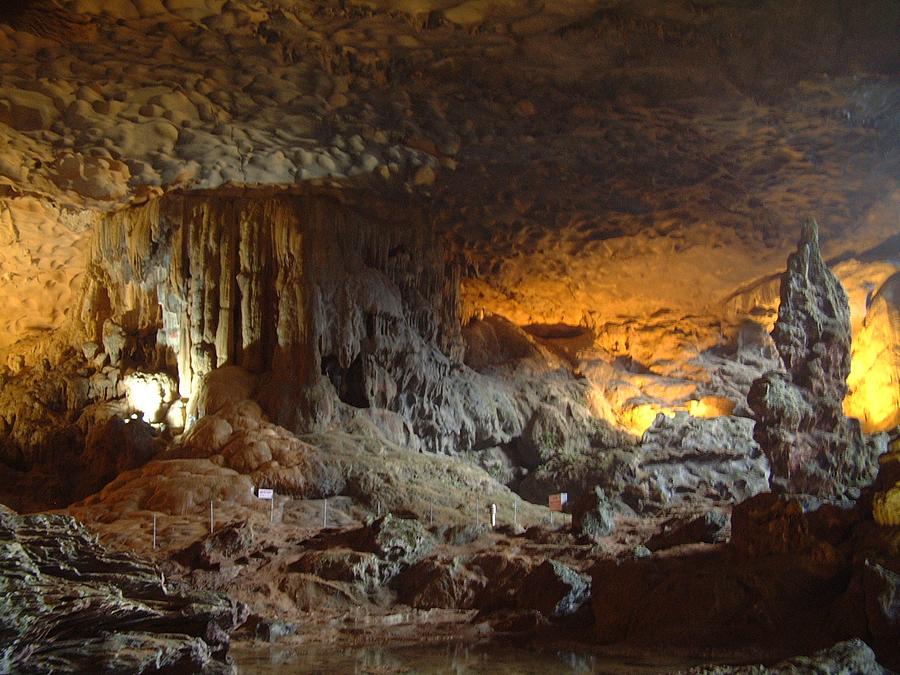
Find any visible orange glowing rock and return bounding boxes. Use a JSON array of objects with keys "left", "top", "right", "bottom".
[
  {"left": 688, "top": 396, "right": 735, "bottom": 419},
  {"left": 620, "top": 403, "right": 676, "bottom": 436},
  {"left": 873, "top": 440, "right": 900, "bottom": 527},
  {"left": 844, "top": 273, "right": 900, "bottom": 434}
]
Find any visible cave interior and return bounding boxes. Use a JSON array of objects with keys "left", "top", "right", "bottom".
[{"left": 0, "top": 0, "right": 898, "bottom": 672}]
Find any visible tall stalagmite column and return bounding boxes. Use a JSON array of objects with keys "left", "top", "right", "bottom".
[{"left": 748, "top": 221, "right": 880, "bottom": 497}]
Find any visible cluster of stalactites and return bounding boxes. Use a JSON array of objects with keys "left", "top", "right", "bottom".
[{"left": 78, "top": 191, "right": 463, "bottom": 428}]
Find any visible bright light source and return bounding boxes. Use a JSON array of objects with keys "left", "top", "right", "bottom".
[
  {"left": 844, "top": 304, "right": 899, "bottom": 432},
  {"left": 123, "top": 372, "right": 175, "bottom": 424},
  {"left": 620, "top": 403, "right": 677, "bottom": 436},
  {"left": 688, "top": 396, "right": 735, "bottom": 419}
]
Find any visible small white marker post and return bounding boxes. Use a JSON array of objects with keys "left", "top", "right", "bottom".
[
  {"left": 209, "top": 500, "right": 214, "bottom": 534},
  {"left": 429, "top": 503, "right": 433, "bottom": 526},
  {"left": 152, "top": 513, "right": 157, "bottom": 550},
  {"left": 490, "top": 503, "right": 497, "bottom": 528},
  {"left": 323, "top": 499, "right": 328, "bottom": 528},
  {"left": 513, "top": 500, "right": 518, "bottom": 529}
]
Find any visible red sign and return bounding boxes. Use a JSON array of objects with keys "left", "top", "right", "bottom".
[{"left": 548, "top": 493, "right": 568, "bottom": 512}]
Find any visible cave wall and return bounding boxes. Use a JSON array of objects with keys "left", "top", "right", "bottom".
[
  {"left": 78, "top": 190, "right": 466, "bottom": 431},
  {"left": 72, "top": 189, "right": 569, "bottom": 464}
]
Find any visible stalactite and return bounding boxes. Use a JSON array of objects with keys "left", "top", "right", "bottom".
[{"left": 78, "top": 188, "right": 482, "bottom": 451}]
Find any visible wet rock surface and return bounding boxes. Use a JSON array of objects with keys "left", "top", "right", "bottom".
[
  {"left": 515, "top": 559, "right": 591, "bottom": 618},
  {"left": 0, "top": 504, "right": 247, "bottom": 674},
  {"left": 645, "top": 511, "right": 729, "bottom": 551},
  {"left": 686, "top": 638, "right": 888, "bottom": 675},
  {"left": 590, "top": 491, "right": 900, "bottom": 670}
]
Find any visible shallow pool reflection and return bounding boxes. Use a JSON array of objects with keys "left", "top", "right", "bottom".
[{"left": 232, "top": 640, "right": 679, "bottom": 674}]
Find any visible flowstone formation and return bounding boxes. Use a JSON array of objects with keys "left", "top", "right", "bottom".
[
  {"left": 0, "top": 504, "right": 247, "bottom": 673},
  {"left": 748, "top": 222, "right": 881, "bottom": 498}
]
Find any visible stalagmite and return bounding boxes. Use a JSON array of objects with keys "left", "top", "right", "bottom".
[{"left": 748, "top": 222, "right": 881, "bottom": 497}]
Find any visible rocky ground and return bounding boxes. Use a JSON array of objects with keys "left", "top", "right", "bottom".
[
  {"left": 0, "top": 504, "right": 247, "bottom": 673},
  {"left": 6, "top": 453, "right": 898, "bottom": 672}
]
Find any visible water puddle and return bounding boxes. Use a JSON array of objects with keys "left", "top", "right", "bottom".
[{"left": 232, "top": 640, "right": 689, "bottom": 674}]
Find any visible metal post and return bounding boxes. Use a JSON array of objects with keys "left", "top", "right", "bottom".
[
  {"left": 514, "top": 500, "right": 518, "bottom": 529},
  {"left": 152, "top": 513, "right": 157, "bottom": 550},
  {"left": 429, "top": 503, "right": 433, "bottom": 526},
  {"left": 323, "top": 498, "right": 328, "bottom": 528},
  {"left": 271, "top": 491, "right": 275, "bottom": 523},
  {"left": 209, "top": 500, "right": 214, "bottom": 534},
  {"left": 490, "top": 503, "right": 497, "bottom": 528}
]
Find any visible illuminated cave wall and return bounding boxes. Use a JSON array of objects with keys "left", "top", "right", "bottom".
[
  {"left": 845, "top": 272, "right": 900, "bottom": 433},
  {"left": 79, "top": 190, "right": 462, "bottom": 428},
  {"left": 74, "top": 190, "right": 583, "bottom": 465}
]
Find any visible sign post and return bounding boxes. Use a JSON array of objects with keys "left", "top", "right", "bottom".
[
  {"left": 152, "top": 513, "right": 157, "bottom": 550},
  {"left": 548, "top": 492, "right": 568, "bottom": 511},
  {"left": 209, "top": 500, "right": 214, "bottom": 534},
  {"left": 548, "top": 492, "right": 568, "bottom": 529},
  {"left": 257, "top": 488, "right": 275, "bottom": 523},
  {"left": 323, "top": 498, "right": 328, "bottom": 529},
  {"left": 490, "top": 503, "right": 497, "bottom": 528}
]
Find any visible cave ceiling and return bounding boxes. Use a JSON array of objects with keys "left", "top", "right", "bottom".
[{"left": 0, "top": 0, "right": 897, "bottom": 352}]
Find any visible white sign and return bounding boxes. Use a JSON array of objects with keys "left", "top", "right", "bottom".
[
  {"left": 258, "top": 488, "right": 274, "bottom": 500},
  {"left": 548, "top": 492, "right": 568, "bottom": 512}
]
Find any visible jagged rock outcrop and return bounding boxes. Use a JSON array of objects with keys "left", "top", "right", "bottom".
[
  {"left": 859, "top": 560, "right": 900, "bottom": 668},
  {"left": 516, "top": 411, "right": 768, "bottom": 516},
  {"left": 591, "top": 490, "right": 900, "bottom": 668},
  {"left": 748, "top": 221, "right": 880, "bottom": 497},
  {"left": 645, "top": 511, "right": 728, "bottom": 552},
  {"left": 637, "top": 412, "right": 770, "bottom": 507},
  {"left": 0, "top": 505, "right": 247, "bottom": 673},
  {"left": 515, "top": 559, "right": 591, "bottom": 618},
  {"left": 571, "top": 486, "right": 617, "bottom": 541},
  {"left": 298, "top": 514, "right": 434, "bottom": 586}
]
